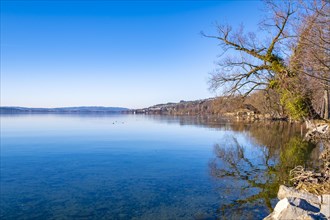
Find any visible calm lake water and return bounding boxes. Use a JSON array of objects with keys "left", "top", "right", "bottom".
[{"left": 0, "top": 114, "right": 319, "bottom": 220}]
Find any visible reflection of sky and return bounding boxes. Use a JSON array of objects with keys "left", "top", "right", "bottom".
[
  {"left": 0, "top": 114, "right": 298, "bottom": 219},
  {"left": 1, "top": 114, "right": 250, "bottom": 153}
]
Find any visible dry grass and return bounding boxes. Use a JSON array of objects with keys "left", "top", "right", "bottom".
[
  {"left": 295, "top": 181, "right": 330, "bottom": 195},
  {"left": 290, "top": 145, "right": 330, "bottom": 195}
]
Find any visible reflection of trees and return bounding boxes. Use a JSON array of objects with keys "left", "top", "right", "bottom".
[
  {"left": 148, "top": 115, "right": 306, "bottom": 141},
  {"left": 210, "top": 132, "right": 315, "bottom": 219},
  {"left": 147, "top": 116, "right": 318, "bottom": 218}
]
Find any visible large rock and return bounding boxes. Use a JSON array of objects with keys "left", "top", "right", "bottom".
[
  {"left": 277, "top": 185, "right": 321, "bottom": 206},
  {"left": 264, "top": 198, "right": 326, "bottom": 220},
  {"left": 264, "top": 186, "right": 329, "bottom": 220}
]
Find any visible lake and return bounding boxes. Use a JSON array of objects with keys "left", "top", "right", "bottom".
[{"left": 0, "top": 114, "right": 319, "bottom": 219}]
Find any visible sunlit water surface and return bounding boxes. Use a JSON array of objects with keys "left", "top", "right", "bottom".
[{"left": 0, "top": 114, "right": 318, "bottom": 219}]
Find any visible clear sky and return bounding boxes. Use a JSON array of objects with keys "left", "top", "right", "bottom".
[{"left": 1, "top": 0, "right": 263, "bottom": 109}]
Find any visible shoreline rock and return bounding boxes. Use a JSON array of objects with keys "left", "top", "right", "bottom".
[{"left": 264, "top": 185, "right": 329, "bottom": 220}]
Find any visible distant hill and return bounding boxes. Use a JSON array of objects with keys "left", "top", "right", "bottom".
[
  {"left": 128, "top": 98, "right": 265, "bottom": 119},
  {"left": 128, "top": 98, "right": 216, "bottom": 116},
  {"left": 0, "top": 106, "right": 129, "bottom": 114}
]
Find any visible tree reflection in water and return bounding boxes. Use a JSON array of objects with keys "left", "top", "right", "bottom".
[
  {"left": 209, "top": 122, "right": 317, "bottom": 219},
  {"left": 146, "top": 116, "right": 320, "bottom": 219}
]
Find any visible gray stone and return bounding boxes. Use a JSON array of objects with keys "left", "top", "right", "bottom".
[
  {"left": 278, "top": 185, "right": 321, "bottom": 206},
  {"left": 272, "top": 198, "right": 291, "bottom": 219},
  {"left": 264, "top": 198, "right": 314, "bottom": 220},
  {"left": 320, "top": 194, "right": 330, "bottom": 219},
  {"left": 288, "top": 197, "right": 320, "bottom": 213},
  {"left": 263, "top": 197, "right": 327, "bottom": 220},
  {"left": 278, "top": 204, "right": 315, "bottom": 220}
]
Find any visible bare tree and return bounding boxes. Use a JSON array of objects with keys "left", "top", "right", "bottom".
[
  {"left": 291, "top": 0, "right": 330, "bottom": 119},
  {"left": 203, "top": 0, "right": 329, "bottom": 119},
  {"left": 202, "top": 1, "right": 297, "bottom": 95}
]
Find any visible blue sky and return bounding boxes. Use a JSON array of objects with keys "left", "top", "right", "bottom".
[{"left": 1, "top": 0, "right": 263, "bottom": 108}]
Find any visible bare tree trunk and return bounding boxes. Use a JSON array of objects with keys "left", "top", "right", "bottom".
[
  {"left": 320, "top": 96, "right": 325, "bottom": 119},
  {"left": 324, "top": 88, "right": 329, "bottom": 119}
]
